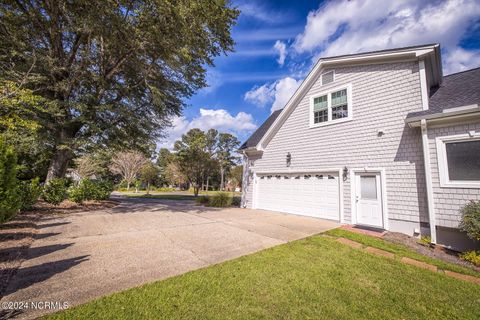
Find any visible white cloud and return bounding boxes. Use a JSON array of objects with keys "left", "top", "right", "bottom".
[
  {"left": 443, "top": 47, "right": 480, "bottom": 74},
  {"left": 236, "top": 2, "right": 289, "bottom": 24},
  {"left": 293, "top": 0, "right": 480, "bottom": 74},
  {"left": 244, "top": 77, "right": 301, "bottom": 113},
  {"left": 158, "top": 109, "right": 257, "bottom": 149},
  {"left": 244, "top": 82, "right": 275, "bottom": 108},
  {"left": 270, "top": 77, "right": 300, "bottom": 113},
  {"left": 273, "top": 40, "right": 287, "bottom": 66}
]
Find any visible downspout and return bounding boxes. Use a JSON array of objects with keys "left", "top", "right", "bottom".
[
  {"left": 240, "top": 151, "right": 248, "bottom": 208},
  {"left": 418, "top": 59, "right": 437, "bottom": 244},
  {"left": 421, "top": 119, "right": 437, "bottom": 244}
]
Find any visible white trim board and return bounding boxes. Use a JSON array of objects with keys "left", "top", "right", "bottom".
[{"left": 349, "top": 168, "right": 389, "bottom": 231}]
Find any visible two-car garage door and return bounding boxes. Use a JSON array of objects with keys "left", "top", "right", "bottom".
[{"left": 255, "top": 172, "right": 340, "bottom": 221}]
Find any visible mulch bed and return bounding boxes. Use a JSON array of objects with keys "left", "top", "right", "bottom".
[
  {"left": 0, "top": 199, "right": 119, "bottom": 299},
  {"left": 33, "top": 199, "right": 119, "bottom": 214},
  {"left": 382, "top": 231, "right": 480, "bottom": 272}
]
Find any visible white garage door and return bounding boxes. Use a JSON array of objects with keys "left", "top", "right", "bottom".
[{"left": 255, "top": 173, "right": 340, "bottom": 221}]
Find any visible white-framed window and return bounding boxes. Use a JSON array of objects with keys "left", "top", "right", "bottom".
[
  {"left": 309, "top": 84, "right": 352, "bottom": 128},
  {"left": 436, "top": 133, "right": 480, "bottom": 188}
]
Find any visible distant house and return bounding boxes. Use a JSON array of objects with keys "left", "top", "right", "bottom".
[{"left": 240, "top": 44, "right": 480, "bottom": 251}]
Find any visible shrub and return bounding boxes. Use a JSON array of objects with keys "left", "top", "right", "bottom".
[
  {"left": 208, "top": 192, "right": 232, "bottom": 207},
  {"left": 19, "top": 178, "right": 43, "bottom": 211},
  {"left": 195, "top": 195, "right": 210, "bottom": 205},
  {"left": 459, "top": 251, "right": 480, "bottom": 267},
  {"left": 231, "top": 196, "right": 241, "bottom": 207},
  {"left": 93, "top": 180, "right": 114, "bottom": 200},
  {"left": 0, "top": 139, "right": 21, "bottom": 222},
  {"left": 69, "top": 179, "right": 113, "bottom": 203},
  {"left": 418, "top": 236, "right": 432, "bottom": 246},
  {"left": 459, "top": 200, "right": 480, "bottom": 241},
  {"left": 42, "top": 178, "right": 69, "bottom": 205}
]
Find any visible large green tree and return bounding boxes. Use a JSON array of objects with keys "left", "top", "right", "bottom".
[
  {"left": 173, "top": 128, "right": 209, "bottom": 196},
  {"left": 156, "top": 147, "right": 173, "bottom": 186},
  {"left": 216, "top": 133, "right": 239, "bottom": 190},
  {"left": 0, "top": 0, "right": 238, "bottom": 181}
]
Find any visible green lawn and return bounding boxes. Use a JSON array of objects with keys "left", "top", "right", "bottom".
[
  {"left": 47, "top": 231, "right": 480, "bottom": 319},
  {"left": 326, "top": 229, "right": 479, "bottom": 276}
]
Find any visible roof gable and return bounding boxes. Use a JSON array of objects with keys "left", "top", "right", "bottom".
[{"left": 247, "top": 44, "right": 441, "bottom": 152}]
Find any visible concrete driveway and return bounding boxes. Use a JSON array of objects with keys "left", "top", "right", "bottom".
[{"left": 1, "top": 197, "right": 339, "bottom": 319}]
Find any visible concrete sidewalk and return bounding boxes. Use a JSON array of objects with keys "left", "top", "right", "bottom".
[{"left": 1, "top": 197, "right": 339, "bottom": 319}]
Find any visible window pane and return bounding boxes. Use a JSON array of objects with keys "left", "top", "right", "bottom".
[
  {"left": 314, "top": 109, "right": 328, "bottom": 123},
  {"left": 446, "top": 140, "right": 480, "bottom": 181},
  {"left": 331, "top": 89, "right": 347, "bottom": 106},
  {"left": 313, "top": 95, "right": 327, "bottom": 111},
  {"left": 360, "top": 176, "right": 377, "bottom": 199},
  {"left": 332, "top": 104, "right": 348, "bottom": 119}
]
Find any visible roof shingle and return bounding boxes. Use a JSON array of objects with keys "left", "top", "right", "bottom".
[
  {"left": 407, "top": 67, "right": 480, "bottom": 118},
  {"left": 239, "top": 109, "right": 282, "bottom": 150}
]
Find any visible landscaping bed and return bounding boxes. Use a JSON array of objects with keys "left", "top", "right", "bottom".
[
  {"left": 32, "top": 199, "right": 119, "bottom": 214},
  {"left": 383, "top": 231, "right": 480, "bottom": 272},
  {"left": 46, "top": 229, "right": 480, "bottom": 319}
]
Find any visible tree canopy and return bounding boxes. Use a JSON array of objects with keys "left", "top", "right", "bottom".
[{"left": 0, "top": 0, "right": 239, "bottom": 180}]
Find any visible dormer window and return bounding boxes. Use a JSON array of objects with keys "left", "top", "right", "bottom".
[{"left": 310, "top": 84, "right": 352, "bottom": 127}]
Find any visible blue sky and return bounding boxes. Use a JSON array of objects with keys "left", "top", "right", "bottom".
[{"left": 159, "top": 0, "right": 480, "bottom": 149}]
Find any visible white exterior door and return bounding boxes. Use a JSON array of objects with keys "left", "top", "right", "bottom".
[
  {"left": 255, "top": 173, "right": 340, "bottom": 221},
  {"left": 355, "top": 173, "right": 384, "bottom": 228}
]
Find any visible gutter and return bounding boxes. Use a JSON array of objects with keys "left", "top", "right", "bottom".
[{"left": 406, "top": 104, "right": 480, "bottom": 127}]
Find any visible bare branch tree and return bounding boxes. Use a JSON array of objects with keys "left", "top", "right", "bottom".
[
  {"left": 73, "top": 155, "right": 100, "bottom": 180},
  {"left": 109, "top": 151, "right": 147, "bottom": 190}
]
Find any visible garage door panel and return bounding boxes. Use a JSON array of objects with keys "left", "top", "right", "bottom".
[{"left": 256, "top": 173, "right": 340, "bottom": 221}]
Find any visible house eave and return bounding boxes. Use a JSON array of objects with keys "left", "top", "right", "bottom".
[
  {"left": 406, "top": 105, "right": 480, "bottom": 128},
  {"left": 240, "top": 147, "right": 263, "bottom": 157}
]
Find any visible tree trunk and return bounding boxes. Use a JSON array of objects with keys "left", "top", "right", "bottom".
[
  {"left": 146, "top": 182, "right": 150, "bottom": 195},
  {"left": 45, "top": 126, "right": 80, "bottom": 183},
  {"left": 206, "top": 177, "right": 209, "bottom": 193},
  {"left": 126, "top": 181, "right": 130, "bottom": 190},
  {"left": 193, "top": 183, "right": 199, "bottom": 197},
  {"left": 220, "top": 167, "right": 225, "bottom": 191},
  {"left": 45, "top": 148, "right": 73, "bottom": 182}
]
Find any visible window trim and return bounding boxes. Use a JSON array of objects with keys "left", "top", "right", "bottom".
[
  {"left": 436, "top": 132, "right": 480, "bottom": 189},
  {"left": 309, "top": 84, "right": 352, "bottom": 128}
]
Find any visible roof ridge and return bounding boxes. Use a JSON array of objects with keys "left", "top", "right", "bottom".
[{"left": 318, "top": 43, "right": 439, "bottom": 61}]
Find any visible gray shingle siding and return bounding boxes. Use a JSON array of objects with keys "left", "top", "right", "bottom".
[
  {"left": 428, "top": 123, "right": 480, "bottom": 228},
  {"left": 244, "top": 61, "right": 429, "bottom": 231}
]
